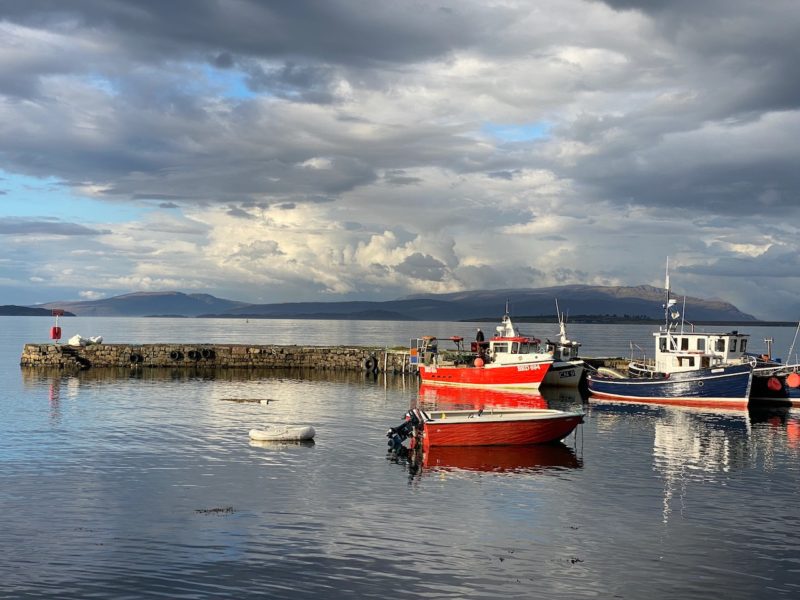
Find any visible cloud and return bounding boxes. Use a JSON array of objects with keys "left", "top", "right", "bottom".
[
  {"left": 0, "top": 1, "right": 799, "bottom": 318},
  {"left": 0, "top": 218, "right": 110, "bottom": 236}
]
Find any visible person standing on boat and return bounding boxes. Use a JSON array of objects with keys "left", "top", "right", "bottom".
[{"left": 476, "top": 328, "right": 485, "bottom": 342}]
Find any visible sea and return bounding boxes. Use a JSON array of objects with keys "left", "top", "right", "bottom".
[{"left": 1, "top": 316, "right": 799, "bottom": 599}]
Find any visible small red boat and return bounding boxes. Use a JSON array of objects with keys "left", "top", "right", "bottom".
[
  {"left": 417, "top": 407, "right": 583, "bottom": 448},
  {"left": 412, "top": 309, "right": 553, "bottom": 389}
]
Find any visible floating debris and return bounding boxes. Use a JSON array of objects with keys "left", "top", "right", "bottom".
[
  {"left": 220, "top": 398, "right": 277, "bottom": 404},
  {"left": 195, "top": 506, "right": 235, "bottom": 515}
]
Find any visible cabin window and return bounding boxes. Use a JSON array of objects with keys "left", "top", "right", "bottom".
[
  {"left": 697, "top": 338, "right": 706, "bottom": 351},
  {"left": 681, "top": 338, "right": 689, "bottom": 350},
  {"left": 519, "top": 342, "right": 531, "bottom": 354},
  {"left": 659, "top": 337, "right": 667, "bottom": 352},
  {"left": 741, "top": 339, "right": 747, "bottom": 352},
  {"left": 493, "top": 343, "right": 508, "bottom": 353},
  {"left": 677, "top": 357, "right": 695, "bottom": 367},
  {"left": 730, "top": 339, "right": 737, "bottom": 352},
  {"left": 715, "top": 339, "right": 725, "bottom": 352},
  {"left": 511, "top": 342, "right": 520, "bottom": 354}
]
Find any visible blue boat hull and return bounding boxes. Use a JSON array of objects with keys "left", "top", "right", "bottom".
[{"left": 587, "top": 363, "right": 753, "bottom": 408}]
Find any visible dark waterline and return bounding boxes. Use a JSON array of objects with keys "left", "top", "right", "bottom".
[{"left": 2, "top": 317, "right": 799, "bottom": 599}]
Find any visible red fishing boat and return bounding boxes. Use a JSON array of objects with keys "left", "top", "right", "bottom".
[
  {"left": 418, "top": 408, "right": 583, "bottom": 448},
  {"left": 411, "top": 309, "right": 553, "bottom": 389}
]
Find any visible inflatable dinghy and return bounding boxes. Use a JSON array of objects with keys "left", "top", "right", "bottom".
[{"left": 249, "top": 425, "right": 316, "bottom": 442}]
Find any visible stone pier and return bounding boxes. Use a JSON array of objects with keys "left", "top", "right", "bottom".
[{"left": 20, "top": 343, "right": 413, "bottom": 373}]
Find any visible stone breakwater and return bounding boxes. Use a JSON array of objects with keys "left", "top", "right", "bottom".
[{"left": 20, "top": 343, "right": 411, "bottom": 373}]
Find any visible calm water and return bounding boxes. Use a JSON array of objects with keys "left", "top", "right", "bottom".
[{"left": 1, "top": 316, "right": 799, "bottom": 599}]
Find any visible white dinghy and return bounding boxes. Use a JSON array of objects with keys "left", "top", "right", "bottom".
[{"left": 248, "top": 425, "right": 316, "bottom": 442}]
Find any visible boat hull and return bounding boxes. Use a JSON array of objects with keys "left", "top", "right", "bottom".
[
  {"left": 542, "top": 360, "right": 585, "bottom": 387},
  {"left": 421, "top": 409, "right": 583, "bottom": 447},
  {"left": 587, "top": 363, "right": 753, "bottom": 408},
  {"left": 419, "top": 361, "right": 550, "bottom": 389}
]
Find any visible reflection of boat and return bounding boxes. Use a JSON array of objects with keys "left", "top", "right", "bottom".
[
  {"left": 421, "top": 442, "right": 581, "bottom": 473},
  {"left": 542, "top": 301, "right": 585, "bottom": 387},
  {"left": 411, "top": 307, "right": 552, "bottom": 389},
  {"left": 416, "top": 407, "right": 583, "bottom": 448},
  {"left": 418, "top": 384, "right": 548, "bottom": 410},
  {"left": 587, "top": 261, "right": 753, "bottom": 409}
]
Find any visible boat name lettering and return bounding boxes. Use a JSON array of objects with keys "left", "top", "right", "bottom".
[{"left": 516, "top": 364, "right": 541, "bottom": 372}]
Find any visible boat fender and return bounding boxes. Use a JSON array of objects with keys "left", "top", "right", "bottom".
[
  {"left": 364, "top": 356, "right": 378, "bottom": 372},
  {"left": 767, "top": 377, "right": 783, "bottom": 391},
  {"left": 169, "top": 350, "right": 183, "bottom": 361},
  {"left": 201, "top": 348, "right": 215, "bottom": 359},
  {"left": 129, "top": 353, "right": 143, "bottom": 364},
  {"left": 187, "top": 349, "right": 201, "bottom": 360},
  {"left": 787, "top": 372, "right": 800, "bottom": 388}
]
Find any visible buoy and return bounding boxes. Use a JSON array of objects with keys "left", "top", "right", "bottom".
[
  {"left": 787, "top": 372, "right": 800, "bottom": 388},
  {"left": 767, "top": 377, "right": 783, "bottom": 391},
  {"left": 50, "top": 326, "right": 62, "bottom": 341},
  {"left": 474, "top": 357, "right": 484, "bottom": 367}
]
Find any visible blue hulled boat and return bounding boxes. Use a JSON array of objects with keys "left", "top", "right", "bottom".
[{"left": 587, "top": 261, "right": 754, "bottom": 409}]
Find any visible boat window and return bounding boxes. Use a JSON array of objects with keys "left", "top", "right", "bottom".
[
  {"left": 511, "top": 342, "right": 519, "bottom": 354},
  {"left": 519, "top": 342, "right": 530, "bottom": 354},
  {"left": 677, "top": 356, "right": 695, "bottom": 367},
  {"left": 681, "top": 338, "right": 689, "bottom": 350},
  {"left": 659, "top": 336, "right": 667, "bottom": 352},
  {"left": 741, "top": 339, "right": 747, "bottom": 352},
  {"left": 697, "top": 338, "right": 706, "bottom": 351},
  {"left": 715, "top": 339, "right": 725, "bottom": 352},
  {"left": 493, "top": 343, "right": 509, "bottom": 353},
  {"left": 730, "top": 339, "right": 737, "bottom": 352}
]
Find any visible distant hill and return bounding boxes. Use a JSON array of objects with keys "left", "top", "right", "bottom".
[
  {"left": 28, "top": 285, "right": 757, "bottom": 321},
  {"left": 0, "top": 305, "right": 75, "bottom": 317},
  {"left": 35, "top": 292, "right": 247, "bottom": 317},
  {"left": 204, "top": 284, "right": 756, "bottom": 322}
]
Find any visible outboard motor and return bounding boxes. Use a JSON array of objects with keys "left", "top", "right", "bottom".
[{"left": 386, "top": 409, "right": 427, "bottom": 451}]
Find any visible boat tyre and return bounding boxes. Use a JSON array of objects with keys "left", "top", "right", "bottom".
[
  {"left": 364, "top": 356, "right": 378, "bottom": 372},
  {"left": 187, "top": 349, "right": 201, "bottom": 361},
  {"left": 129, "top": 353, "right": 143, "bottom": 364},
  {"left": 201, "top": 348, "right": 215, "bottom": 360},
  {"left": 169, "top": 350, "right": 183, "bottom": 361}
]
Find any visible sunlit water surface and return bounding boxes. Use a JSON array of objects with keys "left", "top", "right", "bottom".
[{"left": 1, "top": 317, "right": 799, "bottom": 599}]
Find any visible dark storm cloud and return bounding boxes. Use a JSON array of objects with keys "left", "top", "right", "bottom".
[
  {"left": 0, "top": 218, "right": 110, "bottom": 236},
  {"left": 394, "top": 253, "right": 448, "bottom": 282},
  {"left": 0, "top": 0, "right": 491, "bottom": 66}
]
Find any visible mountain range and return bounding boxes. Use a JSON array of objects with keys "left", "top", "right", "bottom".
[{"left": 25, "top": 285, "right": 758, "bottom": 321}]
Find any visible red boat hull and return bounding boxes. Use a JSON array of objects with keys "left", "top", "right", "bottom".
[
  {"left": 419, "top": 361, "right": 550, "bottom": 389},
  {"left": 421, "top": 412, "right": 583, "bottom": 448}
]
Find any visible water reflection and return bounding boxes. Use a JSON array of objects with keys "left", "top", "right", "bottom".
[
  {"left": 388, "top": 441, "right": 582, "bottom": 479},
  {"left": 416, "top": 384, "right": 549, "bottom": 410}
]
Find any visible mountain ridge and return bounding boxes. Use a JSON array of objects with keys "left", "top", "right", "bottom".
[{"left": 29, "top": 286, "right": 758, "bottom": 321}]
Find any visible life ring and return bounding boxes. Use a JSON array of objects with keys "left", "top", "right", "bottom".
[
  {"left": 169, "top": 350, "right": 183, "bottom": 361},
  {"left": 187, "top": 349, "right": 201, "bottom": 360},
  {"left": 129, "top": 353, "right": 143, "bottom": 364},
  {"left": 364, "top": 356, "right": 378, "bottom": 372},
  {"left": 201, "top": 348, "right": 215, "bottom": 359}
]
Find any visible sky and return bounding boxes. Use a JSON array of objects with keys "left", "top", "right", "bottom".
[{"left": 0, "top": 0, "right": 798, "bottom": 320}]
